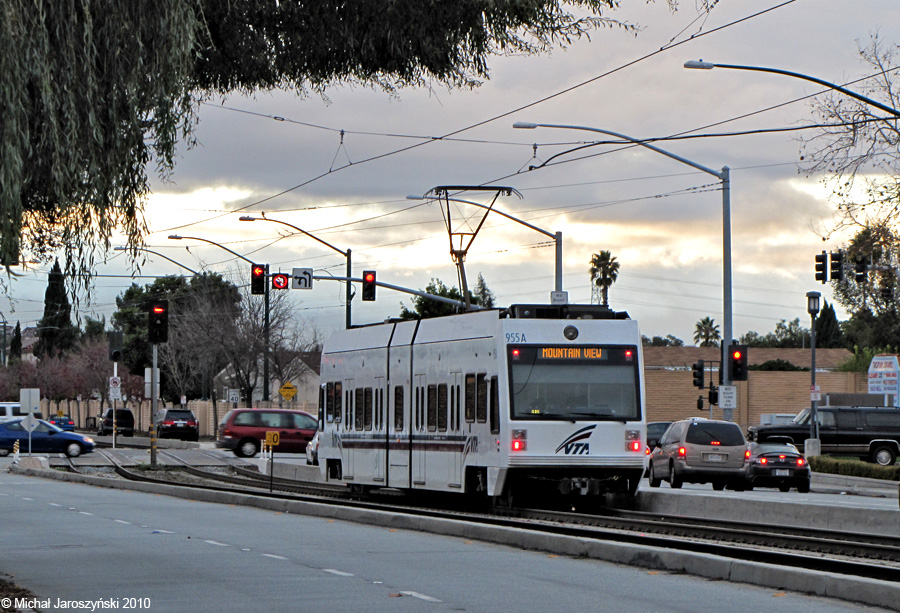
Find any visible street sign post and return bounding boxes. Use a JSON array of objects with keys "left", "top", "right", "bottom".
[
  {"left": 109, "top": 376, "right": 122, "bottom": 401},
  {"left": 292, "top": 268, "right": 314, "bottom": 289},
  {"left": 719, "top": 385, "right": 737, "bottom": 410}
]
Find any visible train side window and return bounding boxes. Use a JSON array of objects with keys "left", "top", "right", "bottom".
[
  {"left": 394, "top": 386, "right": 404, "bottom": 431},
  {"left": 364, "top": 388, "right": 373, "bottom": 430},
  {"left": 355, "top": 388, "right": 364, "bottom": 430},
  {"left": 427, "top": 384, "right": 437, "bottom": 432},
  {"left": 438, "top": 384, "right": 448, "bottom": 432},
  {"left": 318, "top": 386, "right": 325, "bottom": 428},
  {"left": 345, "top": 390, "right": 351, "bottom": 430},
  {"left": 476, "top": 373, "right": 487, "bottom": 423},
  {"left": 325, "top": 382, "right": 334, "bottom": 422},
  {"left": 373, "top": 387, "right": 380, "bottom": 431},
  {"left": 334, "top": 382, "right": 342, "bottom": 423},
  {"left": 490, "top": 376, "right": 500, "bottom": 434},
  {"left": 465, "top": 374, "right": 476, "bottom": 423}
]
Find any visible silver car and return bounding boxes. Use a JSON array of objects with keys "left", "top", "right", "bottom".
[
  {"left": 305, "top": 431, "right": 320, "bottom": 465},
  {"left": 647, "top": 418, "right": 747, "bottom": 490}
]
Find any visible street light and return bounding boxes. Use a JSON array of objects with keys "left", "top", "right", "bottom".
[
  {"left": 406, "top": 191, "right": 564, "bottom": 295},
  {"left": 239, "top": 215, "right": 353, "bottom": 329},
  {"left": 113, "top": 246, "right": 199, "bottom": 275},
  {"left": 513, "top": 121, "right": 734, "bottom": 406},
  {"left": 684, "top": 60, "right": 900, "bottom": 117},
  {"left": 169, "top": 234, "right": 272, "bottom": 403},
  {"left": 807, "top": 291, "right": 822, "bottom": 446}
]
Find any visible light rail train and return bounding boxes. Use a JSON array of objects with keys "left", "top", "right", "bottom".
[{"left": 316, "top": 304, "right": 646, "bottom": 504}]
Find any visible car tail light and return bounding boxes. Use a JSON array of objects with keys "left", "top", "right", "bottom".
[
  {"left": 778, "top": 454, "right": 786, "bottom": 459},
  {"left": 645, "top": 446, "right": 652, "bottom": 455},
  {"left": 797, "top": 458, "right": 805, "bottom": 466},
  {"left": 162, "top": 420, "right": 175, "bottom": 426},
  {"left": 511, "top": 429, "right": 527, "bottom": 452},
  {"left": 677, "top": 447, "right": 686, "bottom": 457},
  {"left": 744, "top": 449, "right": 751, "bottom": 459},
  {"left": 710, "top": 441, "right": 721, "bottom": 446},
  {"left": 187, "top": 420, "right": 197, "bottom": 426},
  {"left": 759, "top": 457, "right": 768, "bottom": 464}
]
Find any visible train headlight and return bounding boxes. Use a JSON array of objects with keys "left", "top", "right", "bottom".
[{"left": 512, "top": 429, "right": 527, "bottom": 452}]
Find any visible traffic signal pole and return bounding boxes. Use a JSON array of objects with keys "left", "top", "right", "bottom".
[{"left": 150, "top": 343, "right": 158, "bottom": 468}]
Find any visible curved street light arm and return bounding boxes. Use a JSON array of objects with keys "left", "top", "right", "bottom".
[
  {"left": 239, "top": 216, "right": 348, "bottom": 257},
  {"left": 114, "top": 246, "right": 199, "bottom": 275},
  {"left": 167, "top": 235, "right": 255, "bottom": 265},
  {"left": 684, "top": 60, "right": 900, "bottom": 117}
]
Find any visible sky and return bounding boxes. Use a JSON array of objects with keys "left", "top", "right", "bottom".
[{"left": 5, "top": 0, "right": 900, "bottom": 346}]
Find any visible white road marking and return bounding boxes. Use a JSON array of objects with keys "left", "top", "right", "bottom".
[
  {"left": 261, "top": 554, "right": 288, "bottom": 560},
  {"left": 114, "top": 520, "right": 131, "bottom": 525},
  {"left": 205, "top": 540, "right": 230, "bottom": 547},
  {"left": 48, "top": 503, "right": 61, "bottom": 507},
  {"left": 79, "top": 511, "right": 93, "bottom": 516},
  {"left": 400, "top": 591, "right": 442, "bottom": 602},
  {"left": 322, "top": 569, "right": 354, "bottom": 577},
  {"left": 22, "top": 497, "right": 33, "bottom": 501}
]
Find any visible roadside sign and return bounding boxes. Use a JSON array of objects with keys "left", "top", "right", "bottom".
[
  {"left": 719, "top": 385, "right": 737, "bottom": 410},
  {"left": 292, "top": 268, "right": 314, "bottom": 290},
  {"left": 109, "top": 376, "right": 122, "bottom": 401},
  {"left": 810, "top": 384, "right": 821, "bottom": 402},
  {"left": 228, "top": 389, "right": 240, "bottom": 404},
  {"left": 550, "top": 291, "right": 568, "bottom": 305},
  {"left": 279, "top": 382, "right": 297, "bottom": 401},
  {"left": 265, "top": 431, "right": 280, "bottom": 446}
]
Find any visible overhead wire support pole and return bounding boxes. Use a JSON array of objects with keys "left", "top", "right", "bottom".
[{"left": 513, "top": 121, "right": 733, "bottom": 404}]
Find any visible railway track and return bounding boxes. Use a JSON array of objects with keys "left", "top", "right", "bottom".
[{"left": 67, "top": 450, "right": 900, "bottom": 584}]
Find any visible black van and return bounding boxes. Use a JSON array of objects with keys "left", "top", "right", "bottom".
[
  {"left": 98, "top": 408, "right": 135, "bottom": 437},
  {"left": 748, "top": 406, "right": 900, "bottom": 465}
]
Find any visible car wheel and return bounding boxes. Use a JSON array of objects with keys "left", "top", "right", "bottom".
[
  {"left": 871, "top": 445, "right": 897, "bottom": 466},
  {"left": 797, "top": 480, "right": 810, "bottom": 493},
  {"left": 669, "top": 464, "right": 682, "bottom": 489},
  {"left": 235, "top": 439, "right": 259, "bottom": 458},
  {"left": 648, "top": 462, "right": 661, "bottom": 488},
  {"left": 0, "top": 449, "right": 9, "bottom": 457},
  {"left": 778, "top": 483, "right": 791, "bottom": 492},
  {"left": 65, "top": 443, "right": 83, "bottom": 458},
  {"left": 712, "top": 481, "right": 725, "bottom": 491}
]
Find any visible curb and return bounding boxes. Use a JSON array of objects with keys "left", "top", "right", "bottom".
[{"left": 9, "top": 464, "right": 900, "bottom": 611}]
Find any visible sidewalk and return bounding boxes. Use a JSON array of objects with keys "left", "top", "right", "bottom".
[{"left": 812, "top": 471, "right": 899, "bottom": 498}]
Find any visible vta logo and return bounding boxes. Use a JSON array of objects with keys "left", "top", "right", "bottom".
[{"left": 555, "top": 425, "right": 595, "bottom": 455}]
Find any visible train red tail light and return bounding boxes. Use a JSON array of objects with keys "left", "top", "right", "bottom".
[
  {"left": 626, "top": 440, "right": 641, "bottom": 452},
  {"left": 511, "top": 429, "right": 527, "bottom": 452}
]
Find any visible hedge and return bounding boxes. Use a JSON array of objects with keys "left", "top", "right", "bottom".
[{"left": 809, "top": 455, "right": 900, "bottom": 481}]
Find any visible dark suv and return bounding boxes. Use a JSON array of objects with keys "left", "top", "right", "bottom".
[
  {"left": 156, "top": 408, "right": 199, "bottom": 441},
  {"left": 748, "top": 406, "right": 900, "bottom": 466},
  {"left": 97, "top": 408, "right": 135, "bottom": 437}
]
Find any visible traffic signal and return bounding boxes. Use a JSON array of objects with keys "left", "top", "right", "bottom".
[
  {"left": 148, "top": 300, "right": 169, "bottom": 344},
  {"left": 830, "top": 250, "right": 843, "bottom": 281},
  {"left": 814, "top": 251, "right": 827, "bottom": 284},
  {"left": 855, "top": 256, "right": 868, "bottom": 283},
  {"left": 107, "top": 331, "right": 123, "bottom": 361},
  {"left": 251, "top": 263, "right": 266, "bottom": 295},
  {"left": 362, "top": 270, "right": 376, "bottom": 301},
  {"left": 708, "top": 386, "right": 718, "bottom": 406},
  {"left": 691, "top": 360, "right": 704, "bottom": 388},
  {"left": 271, "top": 273, "right": 290, "bottom": 290},
  {"left": 728, "top": 344, "right": 748, "bottom": 381}
]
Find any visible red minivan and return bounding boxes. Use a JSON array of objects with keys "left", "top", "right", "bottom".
[{"left": 216, "top": 408, "right": 317, "bottom": 457}]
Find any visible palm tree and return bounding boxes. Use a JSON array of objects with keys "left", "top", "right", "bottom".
[
  {"left": 693, "top": 316, "right": 721, "bottom": 347},
  {"left": 589, "top": 251, "right": 620, "bottom": 307}
]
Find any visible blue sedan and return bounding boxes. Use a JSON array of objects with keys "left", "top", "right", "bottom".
[
  {"left": 0, "top": 419, "right": 95, "bottom": 457},
  {"left": 48, "top": 414, "right": 75, "bottom": 431}
]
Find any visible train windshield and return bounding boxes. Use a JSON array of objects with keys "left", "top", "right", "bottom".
[{"left": 508, "top": 345, "right": 640, "bottom": 421}]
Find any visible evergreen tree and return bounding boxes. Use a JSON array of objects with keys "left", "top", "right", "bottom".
[
  {"left": 815, "top": 300, "right": 844, "bottom": 348},
  {"left": 9, "top": 322, "right": 21, "bottom": 364},
  {"left": 33, "top": 260, "right": 78, "bottom": 359},
  {"left": 472, "top": 274, "right": 495, "bottom": 309}
]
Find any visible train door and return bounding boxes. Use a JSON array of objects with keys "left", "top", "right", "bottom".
[
  {"left": 388, "top": 383, "right": 410, "bottom": 488},
  {"left": 373, "top": 377, "right": 386, "bottom": 484},
  {"left": 412, "top": 374, "right": 427, "bottom": 486},
  {"left": 449, "top": 372, "right": 463, "bottom": 489},
  {"left": 343, "top": 380, "right": 355, "bottom": 480}
]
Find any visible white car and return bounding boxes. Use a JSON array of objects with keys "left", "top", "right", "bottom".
[{"left": 305, "top": 431, "right": 320, "bottom": 465}]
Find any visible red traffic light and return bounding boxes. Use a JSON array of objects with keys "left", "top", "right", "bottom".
[
  {"left": 252, "top": 265, "right": 265, "bottom": 277},
  {"left": 364, "top": 272, "right": 375, "bottom": 283},
  {"left": 731, "top": 350, "right": 742, "bottom": 360},
  {"left": 152, "top": 305, "right": 167, "bottom": 314}
]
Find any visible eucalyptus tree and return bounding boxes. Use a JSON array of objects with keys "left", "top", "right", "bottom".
[{"left": 1, "top": 0, "right": 708, "bottom": 291}]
